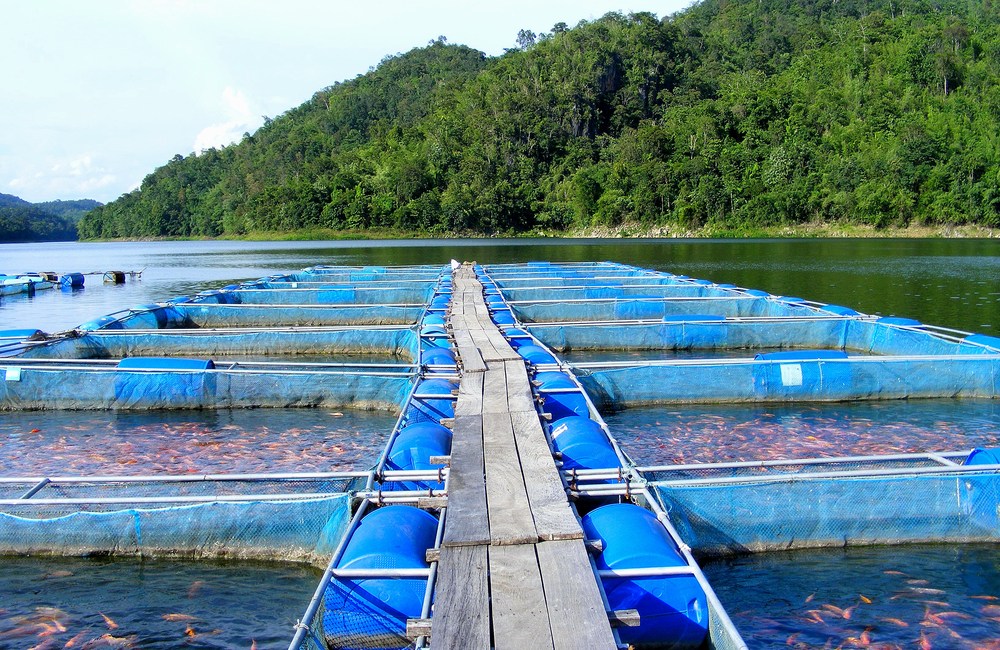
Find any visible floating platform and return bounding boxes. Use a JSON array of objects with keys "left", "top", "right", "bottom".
[{"left": 0, "top": 261, "right": 997, "bottom": 649}]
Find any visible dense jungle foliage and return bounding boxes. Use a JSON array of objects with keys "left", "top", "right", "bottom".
[
  {"left": 79, "top": 0, "right": 1000, "bottom": 238},
  {"left": 0, "top": 194, "right": 97, "bottom": 242}
]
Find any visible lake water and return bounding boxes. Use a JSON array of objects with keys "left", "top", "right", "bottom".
[
  {"left": 0, "top": 555, "right": 320, "bottom": 649},
  {"left": 1, "top": 238, "right": 998, "bottom": 333},
  {"left": 702, "top": 544, "right": 1000, "bottom": 649}
]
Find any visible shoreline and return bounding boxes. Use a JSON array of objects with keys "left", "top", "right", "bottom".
[{"left": 70, "top": 222, "right": 1000, "bottom": 243}]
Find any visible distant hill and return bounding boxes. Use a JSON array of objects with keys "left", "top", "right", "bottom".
[
  {"left": 0, "top": 194, "right": 101, "bottom": 242},
  {"left": 80, "top": 0, "right": 1000, "bottom": 238}
]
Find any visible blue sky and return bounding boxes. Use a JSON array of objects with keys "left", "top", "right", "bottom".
[{"left": 1, "top": 0, "right": 692, "bottom": 203}]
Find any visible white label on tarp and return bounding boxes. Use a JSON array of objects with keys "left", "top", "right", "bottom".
[
  {"left": 779, "top": 363, "right": 803, "bottom": 387},
  {"left": 4, "top": 367, "right": 22, "bottom": 382}
]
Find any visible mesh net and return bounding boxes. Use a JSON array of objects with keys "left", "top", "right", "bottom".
[
  {"left": 0, "top": 485, "right": 351, "bottom": 564},
  {"left": 575, "top": 356, "right": 1000, "bottom": 408},
  {"left": 219, "top": 287, "right": 434, "bottom": 305},
  {"left": 513, "top": 297, "right": 819, "bottom": 323},
  {"left": 20, "top": 328, "right": 420, "bottom": 361},
  {"left": 652, "top": 469, "right": 1000, "bottom": 557},
  {"left": 0, "top": 367, "right": 414, "bottom": 410}
]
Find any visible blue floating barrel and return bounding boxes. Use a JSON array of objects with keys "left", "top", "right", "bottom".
[
  {"left": 965, "top": 448, "right": 1000, "bottom": 466},
  {"left": 405, "top": 378, "right": 457, "bottom": 424},
  {"left": 0, "top": 329, "right": 42, "bottom": 341},
  {"left": 877, "top": 316, "right": 922, "bottom": 327},
  {"left": 492, "top": 310, "right": 516, "bottom": 325},
  {"left": 581, "top": 504, "right": 708, "bottom": 648},
  {"left": 775, "top": 296, "right": 807, "bottom": 304},
  {"left": 691, "top": 279, "right": 713, "bottom": 286},
  {"left": 715, "top": 283, "right": 737, "bottom": 289},
  {"left": 78, "top": 315, "right": 125, "bottom": 331},
  {"left": 386, "top": 423, "right": 451, "bottom": 491},
  {"left": 422, "top": 347, "right": 456, "bottom": 367},
  {"left": 518, "top": 344, "right": 557, "bottom": 365},
  {"left": 59, "top": 273, "right": 85, "bottom": 289},
  {"left": 193, "top": 290, "right": 236, "bottom": 304},
  {"left": 549, "top": 416, "right": 619, "bottom": 470},
  {"left": 821, "top": 304, "right": 860, "bottom": 316},
  {"left": 423, "top": 314, "right": 446, "bottom": 327},
  {"left": 534, "top": 371, "right": 577, "bottom": 390},
  {"left": 541, "top": 389, "right": 589, "bottom": 420},
  {"left": 126, "top": 304, "right": 186, "bottom": 329},
  {"left": 387, "top": 422, "right": 452, "bottom": 471},
  {"left": 962, "top": 334, "right": 1000, "bottom": 353},
  {"left": 743, "top": 289, "right": 769, "bottom": 298},
  {"left": 430, "top": 295, "right": 451, "bottom": 309},
  {"left": 117, "top": 357, "right": 215, "bottom": 370},
  {"left": 420, "top": 324, "right": 448, "bottom": 337}
]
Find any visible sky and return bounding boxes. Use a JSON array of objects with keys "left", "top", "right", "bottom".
[{"left": 1, "top": 0, "right": 693, "bottom": 204}]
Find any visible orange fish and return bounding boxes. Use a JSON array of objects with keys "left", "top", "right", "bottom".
[
  {"left": 186, "top": 581, "right": 205, "bottom": 599},
  {"left": 63, "top": 631, "right": 88, "bottom": 647},
  {"left": 821, "top": 604, "right": 846, "bottom": 617},
  {"left": 879, "top": 617, "right": 909, "bottom": 627},
  {"left": 185, "top": 625, "right": 196, "bottom": 638},
  {"left": 982, "top": 604, "right": 1000, "bottom": 617},
  {"left": 251, "top": 640, "right": 257, "bottom": 650},
  {"left": 99, "top": 613, "right": 118, "bottom": 630},
  {"left": 859, "top": 594, "right": 872, "bottom": 604},
  {"left": 161, "top": 613, "right": 197, "bottom": 622}
]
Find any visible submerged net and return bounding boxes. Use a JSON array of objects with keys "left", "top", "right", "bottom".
[{"left": 0, "top": 479, "right": 353, "bottom": 564}]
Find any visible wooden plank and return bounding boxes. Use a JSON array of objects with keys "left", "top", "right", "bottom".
[
  {"left": 482, "top": 367, "right": 509, "bottom": 415},
  {"left": 455, "top": 372, "right": 484, "bottom": 418},
  {"left": 510, "top": 410, "right": 583, "bottom": 541},
  {"left": 503, "top": 360, "right": 536, "bottom": 412},
  {"left": 442, "top": 414, "right": 490, "bottom": 547},
  {"left": 431, "top": 545, "right": 491, "bottom": 649},
  {"left": 483, "top": 410, "right": 537, "bottom": 545},
  {"left": 458, "top": 346, "right": 487, "bottom": 373},
  {"left": 536, "top": 539, "right": 617, "bottom": 650},
  {"left": 489, "top": 544, "right": 555, "bottom": 650}
]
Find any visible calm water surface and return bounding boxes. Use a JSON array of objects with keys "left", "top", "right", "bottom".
[
  {"left": 1, "top": 238, "right": 998, "bottom": 333},
  {"left": 0, "top": 556, "right": 319, "bottom": 649},
  {"left": 702, "top": 544, "right": 1000, "bottom": 649}
]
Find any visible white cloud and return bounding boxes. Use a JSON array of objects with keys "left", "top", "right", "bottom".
[
  {"left": 193, "top": 86, "right": 259, "bottom": 153},
  {"left": 5, "top": 155, "right": 116, "bottom": 201}
]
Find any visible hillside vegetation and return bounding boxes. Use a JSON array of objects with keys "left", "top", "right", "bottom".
[
  {"left": 80, "top": 0, "right": 1000, "bottom": 239},
  {"left": 0, "top": 194, "right": 98, "bottom": 242}
]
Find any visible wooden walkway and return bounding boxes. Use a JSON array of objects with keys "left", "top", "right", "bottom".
[{"left": 428, "top": 264, "right": 617, "bottom": 650}]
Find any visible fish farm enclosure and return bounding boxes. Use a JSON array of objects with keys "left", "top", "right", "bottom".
[{"left": 0, "top": 260, "right": 999, "bottom": 649}]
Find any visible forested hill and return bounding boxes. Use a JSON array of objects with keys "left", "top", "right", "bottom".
[
  {"left": 0, "top": 194, "right": 99, "bottom": 242},
  {"left": 80, "top": 0, "right": 1000, "bottom": 239}
]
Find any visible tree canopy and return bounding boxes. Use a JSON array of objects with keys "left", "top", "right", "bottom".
[
  {"left": 80, "top": 0, "right": 1000, "bottom": 239},
  {"left": 0, "top": 194, "right": 97, "bottom": 242}
]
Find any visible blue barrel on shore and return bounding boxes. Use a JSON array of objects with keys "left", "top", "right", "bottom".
[
  {"left": 582, "top": 504, "right": 708, "bottom": 648},
  {"left": 549, "top": 416, "right": 619, "bottom": 470}
]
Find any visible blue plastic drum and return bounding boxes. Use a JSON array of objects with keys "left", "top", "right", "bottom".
[
  {"left": 581, "top": 504, "right": 708, "bottom": 648},
  {"left": 517, "top": 344, "right": 557, "bottom": 365},
  {"left": 405, "top": 378, "right": 457, "bottom": 424},
  {"left": 422, "top": 347, "right": 456, "bottom": 367},
  {"left": 549, "top": 416, "right": 619, "bottom": 470},
  {"left": 492, "top": 310, "right": 516, "bottom": 325}
]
